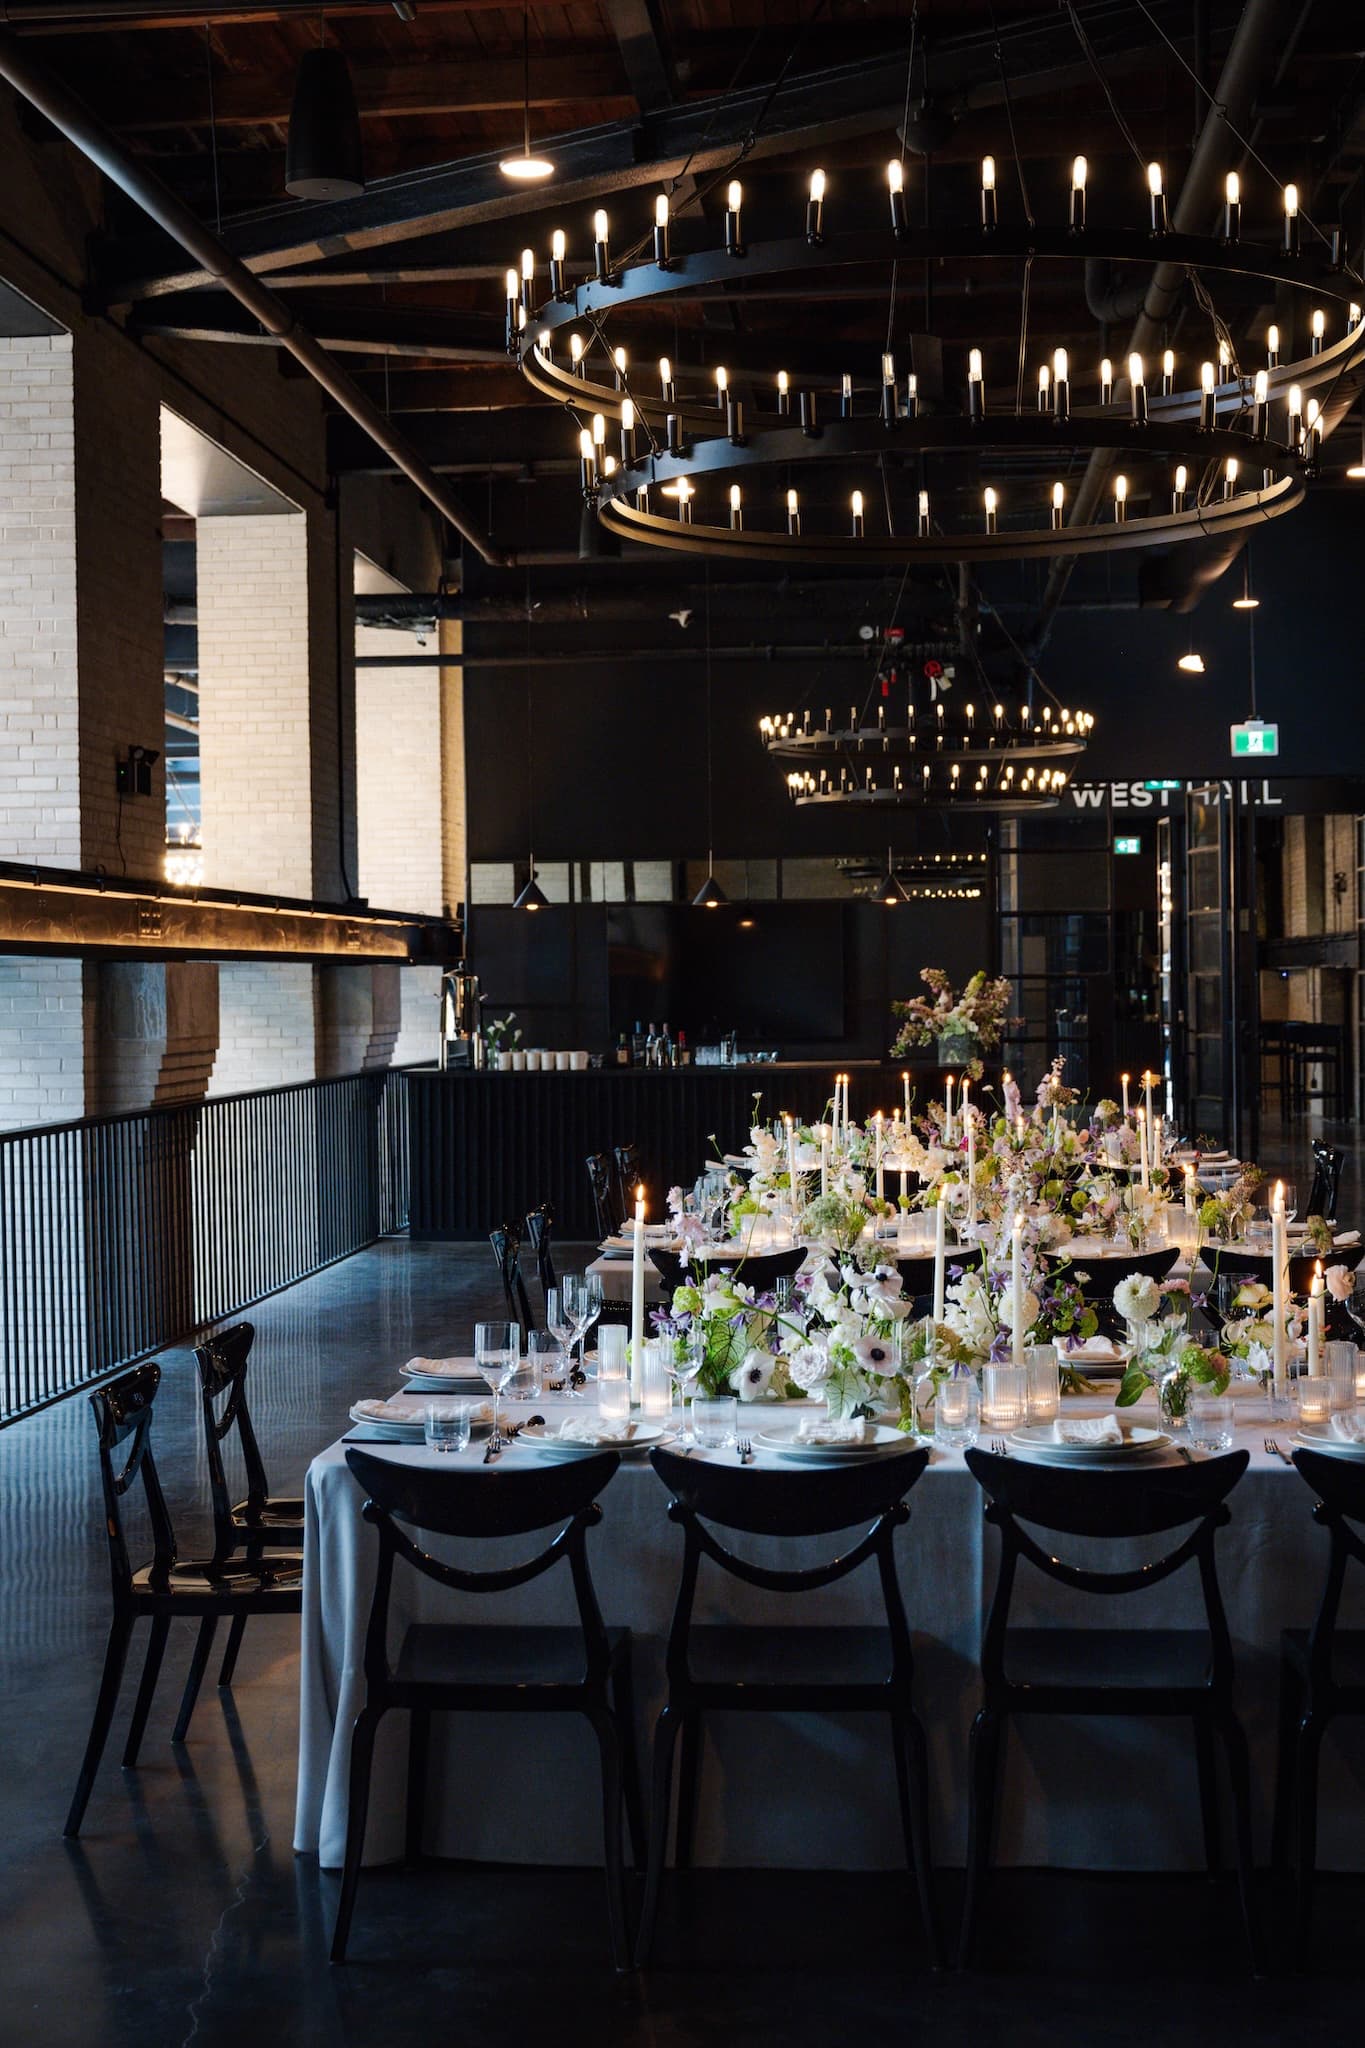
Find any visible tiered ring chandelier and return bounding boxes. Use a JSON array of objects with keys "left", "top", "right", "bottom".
[{"left": 511, "top": 160, "right": 1365, "bottom": 564}]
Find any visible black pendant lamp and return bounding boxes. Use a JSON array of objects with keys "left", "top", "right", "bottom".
[
  {"left": 286, "top": 37, "right": 365, "bottom": 201},
  {"left": 692, "top": 566, "right": 728, "bottom": 907},
  {"left": 877, "top": 847, "right": 908, "bottom": 906}
]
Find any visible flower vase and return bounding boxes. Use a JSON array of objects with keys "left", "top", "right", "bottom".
[
  {"left": 936, "top": 1028, "right": 980, "bottom": 1068},
  {"left": 1158, "top": 1367, "right": 1190, "bottom": 1433}
]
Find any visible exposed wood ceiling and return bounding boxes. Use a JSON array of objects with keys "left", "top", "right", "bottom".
[{"left": 20, "top": 0, "right": 1365, "bottom": 562}]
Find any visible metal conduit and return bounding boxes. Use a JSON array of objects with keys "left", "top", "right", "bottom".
[{"left": 0, "top": 28, "right": 513, "bottom": 566}]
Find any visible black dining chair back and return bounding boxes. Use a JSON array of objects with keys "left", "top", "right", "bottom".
[
  {"left": 1205, "top": 1243, "right": 1363, "bottom": 1297},
  {"left": 1048, "top": 1246, "right": 1181, "bottom": 1338},
  {"left": 65, "top": 1363, "right": 303, "bottom": 1840},
  {"left": 195, "top": 1321, "right": 305, "bottom": 1687},
  {"left": 959, "top": 1447, "right": 1261, "bottom": 1971},
  {"left": 650, "top": 1244, "right": 806, "bottom": 1298},
  {"left": 489, "top": 1220, "right": 535, "bottom": 1336},
  {"left": 635, "top": 1443, "right": 939, "bottom": 1968},
  {"left": 331, "top": 1448, "right": 639, "bottom": 1969},
  {"left": 1306, "top": 1142, "right": 1345, "bottom": 1222},
  {"left": 1274, "top": 1447, "right": 1365, "bottom": 1950},
  {"left": 525, "top": 1201, "right": 556, "bottom": 1299},
  {"left": 614, "top": 1142, "right": 645, "bottom": 1219},
  {"left": 587, "top": 1152, "right": 622, "bottom": 1238}
]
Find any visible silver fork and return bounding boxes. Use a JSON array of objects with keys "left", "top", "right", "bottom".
[
  {"left": 991, "top": 1435, "right": 1009, "bottom": 1457},
  {"left": 736, "top": 1436, "right": 754, "bottom": 1465},
  {"left": 1264, "top": 1436, "right": 1293, "bottom": 1467}
]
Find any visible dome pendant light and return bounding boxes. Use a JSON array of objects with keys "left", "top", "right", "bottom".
[
  {"left": 500, "top": 6, "right": 555, "bottom": 183},
  {"left": 285, "top": 37, "right": 365, "bottom": 201},
  {"left": 1231, "top": 551, "right": 1260, "bottom": 610}
]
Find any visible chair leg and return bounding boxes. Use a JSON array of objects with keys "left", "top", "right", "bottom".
[
  {"left": 634, "top": 1703, "right": 684, "bottom": 1970},
  {"left": 957, "top": 1707, "right": 1004, "bottom": 1971},
  {"left": 1193, "top": 1711, "right": 1221, "bottom": 1876},
  {"left": 64, "top": 1614, "right": 133, "bottom": 1838},
  {"left": 122, "top": 1614, "right": 171, "bottom": 1768},
  {"left": 1216, "top": 1708, "right": 1267, "bottom": 1977},
  {"left": 1271, "top": 1663, "right": 1302, "bottom": 1874},
  {"left": 674, "top": 1711, "right": 702, "bottom": 1871},
  {"left": 586, "top": 1706, "right": 632, "bottom": 1973},
  {"left": 331, "top": 1706, "right": 384, "bottom": 1965},
  {"left": 611, "top": 1651, "right": 646, "bottom": 1871},
  {"left": 172, "top": 1615, "right": 219, "bottom": 1745},
  {"left": 217, "top": 1613, "right": 249, "bottom": 1690},
  {"left": 1293, "top": 1712, "right": 1326, "bottom": 1962},
  {"left": 892, "top": 1707, "right": 942, "bottom": 1969},
  {"left": 405, "top": 1709, "right": 430, "bottom": 1864}
]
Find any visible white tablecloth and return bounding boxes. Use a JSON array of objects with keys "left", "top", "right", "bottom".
[{"left": 295, "top": 1391, "right": 1365, "bottom": 1874}]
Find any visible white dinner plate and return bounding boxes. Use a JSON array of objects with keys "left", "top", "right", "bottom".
[
  {"left": 516, "top": 1422, "right": 672, "bottom": 1457},
  {"left": 348, "top": 1396, "right": 492, "bottom": 1438},
  {"left": 1295, "top": 1424, "right": 1365, "bottom": 1460},
  {"left": 399, "top": 1360, "right": 488, "bottom": 1394},
  {"left": 756, "top": 1422, "right": 913, "bottom": 1461},
  {"left": 1008, "top": 1421, "right": 1170, "bottom": 1461}
]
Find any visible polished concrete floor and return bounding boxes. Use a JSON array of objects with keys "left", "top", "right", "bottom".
[{"left": 3, "top": 1213, "right": 1365, "bottom": 2046}]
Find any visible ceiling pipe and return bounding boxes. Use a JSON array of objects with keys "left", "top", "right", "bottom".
[
  {"left": 0, "top": 2, "right": 398, "bottom": 26},
  {"left": 1030, "top": 0, "right": 1297, "bottom": 651},
  {"left": 0, "top": 28, "right": 512, "bottom": 567}
]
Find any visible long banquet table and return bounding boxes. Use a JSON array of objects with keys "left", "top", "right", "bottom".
[{"left": 295, "top": 1387, "right": 1365, "bottom": 1876}]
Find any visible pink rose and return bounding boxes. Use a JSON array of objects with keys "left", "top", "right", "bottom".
[{"left": 1326, "top": 1263, "right": 1356, "bottom": 1303}]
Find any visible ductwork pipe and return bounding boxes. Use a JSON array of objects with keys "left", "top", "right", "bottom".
[{"left": 0, "top": 29, "right": 511, "bottom": 567}]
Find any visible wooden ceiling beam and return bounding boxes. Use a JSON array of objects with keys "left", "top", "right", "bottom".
[{"left": 600, "top": 0, "right": 676, "bottom": 114}]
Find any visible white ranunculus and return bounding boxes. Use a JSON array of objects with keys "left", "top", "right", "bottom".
[
  {"left": 1113, "top": 1273, "right": 1161, "bottom": 1324},
  {"left": 997, "top": 1287, "right": 1040, "bottom": 1333},
  {"left": 789, "top": 1341, "right": 831, "bottom": 1392}
]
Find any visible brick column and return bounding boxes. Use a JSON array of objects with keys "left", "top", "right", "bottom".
[{"left": 210, "top": 963, "right": 319, "bottom": 1096}]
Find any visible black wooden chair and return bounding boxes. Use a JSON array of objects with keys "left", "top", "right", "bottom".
[
  {"left": 65, "top": 1363, "right": 304, "bottom": 1838},
  {"left": 525, "top": 1201, "right": 556, "bottom": 1300},
  {"left": 489, "top": 1220, "right": 535, "bottom": 1337},
  {"left": 1202, "top": 1243, "right": 1363, "bottom": 1296},
  {"left": 1306, "top": 1142, "right": 1345, "bottom": 1224},
  {"left": 1273, "top": 1447, "right": 1365, "bottom": 1953},
  {"left": 1048, "top": 1246, "right": 1181, "bottom": 1339},
  {"left": 194, "top": 1321, "right": 305, "bottom": 1691},
  {"left": 959, "top": 1446, "right": 1262, "bottom": 1973},
  {"left": 614, "top": 1142, "right": 646, "bottom": 1221},
  {"left": 331, "top": 1448, "right": 640, "bottom": 1969},
  {"left": 635, "top": 1443, "right": 940, "bottom": 1969},
  {"left": 588, "top": 1153, "right": 623, "bottom": 1239},
  {"left": 650, "top": 1244, "right": 806, "bottom": 1297}
]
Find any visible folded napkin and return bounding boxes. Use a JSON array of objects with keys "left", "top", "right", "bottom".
[
  {"left": 357, "top": 1394, "right": 491, "bottom": 1424},
  {"left": 1056, "top": 1336, "right": 1125, "bottom": 1364},
  {"left": 1334, "top": 1231, "right": 1360, "bottom": 1248},
  {"left": 1054, "top": 1415, "right": 1125, "bottom": 1447},
  {"left": 403, "top": 1356, "right": 476, "bottom": 1379},
  {"left": 557, "top": 1416, "right": 637, "bottom": 1444},
  {"left": 1331, "top": 1412, "right": 1365, "bottom": 1444},
  {"left": 794, "top": 1416, "right": 869, "bottom": 1445}
]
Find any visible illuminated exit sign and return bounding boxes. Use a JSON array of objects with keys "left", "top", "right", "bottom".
[
  {"left": 1230, "top": 720, "right": 1279, "bottom": 758},
  {"left": 1114, "top": 835, "right": 1142, "bottom": 855},
  {"left": 1143, "top": 780, "right": 1181, "bottom": 790}
]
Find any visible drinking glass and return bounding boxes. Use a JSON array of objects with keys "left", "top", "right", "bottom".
[
  {"left": 667, "top": 1331, "right": 704, "bottom": 1415},
  {"left": 1188, "top": 1391, "right": 1235, "bottom": 1452},
  {"left": 1024, "top": 1346, "right": 1061, "bottom": 1425},
  {"left": 691, "top": 1394, "right": 737, "bottom": 1448},
  {"left": 1325, "top": 1340, "right": 1359, "bottom": 1412},
  {"left": 546, "top": 1287, "right": 575, "bottom": 1383},
  {"left": 1297, "top": 1375, "right": 1334, "bottom": 1426},
  {"left": 597, "top": 1352, "right": 631, "bottom": 1426},
  {"left": 981, "top": 1363, "right": 1028, "bottom": 1433},
  {"left": 1280, "top": 1182, "right": 1300, "bottom": 1224},
  {"left": 424, "top": 1400, "right": 471, "bottom": 1454},
  {"left": 640, "top": 1338, "right": 671, "bottom": 1422},
  {"left": 935, "top": 1374, "right": 980, "bottom": 1451},
  {"left": 473, "top": 1320, "right": 518, "bottom": 1444},
  {"left": 513, "top": 1332, "right": 554, "bottom": 1401},
  {"left": 561, "top": 1274, "right": 602, "bottom": 1396}
]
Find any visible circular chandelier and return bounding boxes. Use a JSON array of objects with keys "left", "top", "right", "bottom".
[
  {"left": 510, "top": 160, "right": 1364, "bottom": 564},
  {"left": 759, "top": 631, "right": 1093, "bottom": 810}
]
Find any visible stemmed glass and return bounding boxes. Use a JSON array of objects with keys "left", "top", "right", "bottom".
[
  {"left": 473, "top": 1320, "right": 518, "bottom": 1451},
  {"left": 562, "top": 1274, "right": 602, "bottom": 1395},
  {"left": 546, "top": 1287, "right": 576, "bottom": 1387},
  {"left": 667, "top": 1330, "right": 705, "bottom": 1422}
]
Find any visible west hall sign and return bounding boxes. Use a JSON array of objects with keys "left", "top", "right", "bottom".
[{"left": 1065, "top": 779, "right": 1364, "bottom": 814}]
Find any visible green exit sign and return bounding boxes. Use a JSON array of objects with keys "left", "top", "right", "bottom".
[
  {"left": 1114, "top": 835, "right": 1142, "bottom": 855},
  {"left": 1230, "top": 720, "right": 1279, "bottom": 758},
  {"left": 1143, "top": 780, "right": 1182, "bottom": 790}
]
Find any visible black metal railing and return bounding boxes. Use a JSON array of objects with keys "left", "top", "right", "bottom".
[{"left": 0, "top": 1066, "right": 422, "bottom": 1427}]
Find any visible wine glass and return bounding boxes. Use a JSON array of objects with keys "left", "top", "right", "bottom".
[
  {"left": 473, "top": 1320, "right": 518, "bottom": 1449},
  {"left": 1280, "top": 1182, "right": 1300, "bottom": 1225},
  {"left": 562, "top": 1274, "right": 602, "bottom": 1392},
  {"left": 667, "top": 1329, "right": 705, "bottom": 1420},
  {"left": 546, "top": 1287, "right": 575, "bottom": 1386}
]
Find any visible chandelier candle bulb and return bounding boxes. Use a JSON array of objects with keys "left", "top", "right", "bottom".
[
  {"left": 777, "top": 369, "right": 791, "bottom": 416},
  {"left": 676, "top": 476, "right": 692, "bottom": 522},
  {"left": 968, "top": 348, "right": 985, "bottom": 420},
  {"left": 550, "top": 227, "right": 567, "bottom": 296},
  {"left": 1070, "top": 154, "right": 1087, "bottom": 230},
  {"left": 1223, "top": 456, "right": 1239, "bottom": 499},
  {"left": 1284, "top": 182, "right": 1300, "bottom": 256},
  {"left": 612, "top": 345, "right": 627, "bottom": 389},
  {"left": 1148, "top": 161, "right": 1168, "bottom": 233},
  {"left": 887, "top": 157, "right": 907, "bottom": 234},
  {"left": 917, "top": 488, "right": 931, "bottom": 536},
  {"left": 715, "top": 364, "right": 728, "bottom": 409},
  {"left": 666, "top": 411, "right": 682, "bottom": 455},
  {"left": 1288, "top": 384, "right": 1304, "bottom": 446},
  {"left": 786, "top": 488, "right": 800, "bottom": 535},
  {"left": 592, "top": 207, "right": 611, "bottom": 281},
  {"left": 906, "top": 371, "right": 920, "bottom": 417},
  {"left": 806, "top": 167, "right": 826, "bottom": 242},
  {"left": 882, "top": 353, "right": 898, "bottom": 424},
  {"left": 1224, "top": 169, "right": 1241, "bottom": 241},
  {"left": 850, "top": 490, "right": 865, "bottom": 537},
  {"left": 799, "top": 388, "right": 819, "bottom": 435},
  {"left": 1037, "top": 362, "right": 1051, "bottom": 413},
  {"left": 630, "top": 1185, "right": 646, "bottom": 1403},
  {"left": 1114, "top": 473, "right": 1128, "bottom": 521},
  {"left": 1051, "top": 481, "right": 1064, "bottom": 530},
  {"left": 504, "top": 267, "right": 519, "bottom": 345},
  {"left": 724, "top": 179, "right": 744, "bottom": 255},
  {"left": 1128, "top": 352, "right": 1147, "bottom": 425},
  {"left": 981, "top": 155, "right": 997, "bottom": 231},
  {"left": 519, "top": 246, "right": 534, "bottom": 306},
  {"left": 1200, "top": 360, "right": 1216, "bottom": 430},
  {"left": 729, "top": 483, "right": 743, "bottom": 531},
  {"left": 1100, "top": 356, "right": 1113, "bottom": 404},
  {"left": 1272, "top": 1182, "right": 1288, "bottom": 1395},
  {"left": 653, "top": 191, "right": 671, "bottom": 266},
  {"left": 619, "top": 399, "right": 636, "bottom": 463},
  {"left": 1052, "top": 346, "right": 1070, "bottom": 421},
  {"left": 1253, "top": 369, "right": 1270, "bottom": 437},
  {"left": 1172, "top": 463, "right": 1188, "bottom": 512},
  {"left": 983, "top": 486, "right": 998, "bottom": 534},
  {"left": 841, "top": 371, "right": 854, "bottom": 419},
  {"left": 1161, "top": 347, "right": 1174, "bottom": 395},
  {"left": 1267, "top": 323, "right": 1280, "bottom": 368},
  {"left": 578, "top": 427, "right": 596, "bottom": 490},
  {"left": 1312, "top": 307, "right": 1325, "bottom": 355},
  {"left": 569, "top": 331, "right": 585, "bottom": 377}
]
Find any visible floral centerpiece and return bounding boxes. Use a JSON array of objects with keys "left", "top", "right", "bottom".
[
  {"left": 891, "top": 969, "right": 1018, "bottom": 1077},
  {"left": 1196, "top": 1167, "right": 1263, "bottom": 1244},
  {"left": 483, "top": 1011, "right": 522, "bottom": 1056},
  {"left": 1113, "top": 1270, "right": 1228, "bottom": 1427},
  {"left": 655, "top": 1270, "right": 807, "bottom": 1402}
]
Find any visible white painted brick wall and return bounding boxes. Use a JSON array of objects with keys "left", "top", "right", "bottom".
[
  {"left": 355, "top": 623, "right": 443, "bottom": 914},
  {"left": 0, "top": 955, "right": 87, "bottom": 1130},
  {"left": 209, "top": 962, "right": 317, "bottom": 1096},
  {"left": 393, "top": 964, "right": 441, "bottom": 1066},
  {"left": 0, "top": 335, "right": 79, "bottom": 868},
  {"left": 197, "top": 512, "right": 315, "bottom": 898}
]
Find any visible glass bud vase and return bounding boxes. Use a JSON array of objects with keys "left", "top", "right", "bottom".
[{"left": 1158, "top": 1366, "right": 1191, "bottom": 1433}]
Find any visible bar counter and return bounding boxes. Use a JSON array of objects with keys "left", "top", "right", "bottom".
[{"left": 406, "top": 1062, "right": 945, "bottom": 1239}]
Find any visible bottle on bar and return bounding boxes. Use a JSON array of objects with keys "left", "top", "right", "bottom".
[
  {"left": 631, "top": 1018, "right": 646, "bottom": 1063},
  {"left": 676, "top": 1028, "right": 690, "bottom": 1066},
  {"left": 615, "top": 1032, "right": 630, "bottom": 1067},
  {"left": 660, "top": 1019, "right": 672, "bottom": 1066}
]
